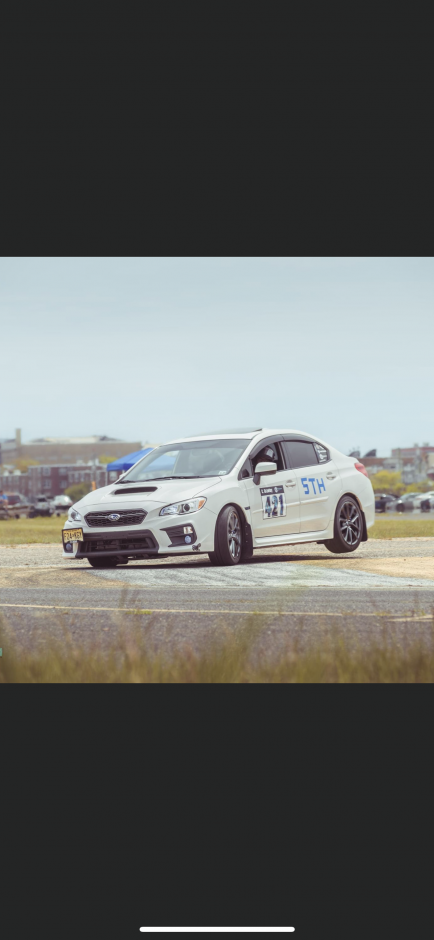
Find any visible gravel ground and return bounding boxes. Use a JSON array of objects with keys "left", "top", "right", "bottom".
[{"left": 1, "top": 539, "right": 434, "bottom": 657}]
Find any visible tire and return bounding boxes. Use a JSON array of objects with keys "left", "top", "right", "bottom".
[
  {"left": 324, "top": 495, "right": 363, "bottom": 554},
  {"left": 208, "top": 505, "right": 244, "bottom": 566},
  {"left": 87, "top": 556, "right": 120, "bottom": 568}
]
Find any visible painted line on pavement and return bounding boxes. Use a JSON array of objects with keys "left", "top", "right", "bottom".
[{"left": 0, "top": 603, "right": 432, "bottom": 621}]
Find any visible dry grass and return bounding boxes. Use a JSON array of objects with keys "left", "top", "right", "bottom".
[{"left": 1, "top": 611, "right": 434, "bottom": 683}]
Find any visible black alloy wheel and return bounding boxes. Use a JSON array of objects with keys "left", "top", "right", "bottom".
[
  {"left": 324, "top": 496, "right": 363, "bottom": 554},
  {"left": 208, "top": 505, "right": 244, "bottom": 566},
  {"left": 227, "top": 509, "right": 242, "bottom": 561}
]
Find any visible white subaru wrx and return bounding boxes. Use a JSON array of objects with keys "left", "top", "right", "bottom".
[{"left": 62, "top": 428, "right": 375, "bottom": 568}]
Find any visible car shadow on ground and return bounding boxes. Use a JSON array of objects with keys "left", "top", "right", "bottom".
[{"left": 78, "top": 552, "right": 341, "bottom": 571}]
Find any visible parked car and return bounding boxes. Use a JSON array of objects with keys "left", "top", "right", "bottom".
[
  {"left": 2, "top": 493, "right": 33, "bottom": 519},
  {"left": 406, "top": 492, "right": 434, "bottom": 512},
  {"left": 412, "top": 491, "right": 434, "bottom": 511},
  {"left": 52, "top": 495, "right": 73, "bottom": 516},
  {"left": 389, "top": 492, "right": 420, "bottom": 512},
  {"left": 30, "top": 494, "right": 53, "bottom": 517},
  {"left": 375, "top": 493, "right": 397, "bottom": 513}
]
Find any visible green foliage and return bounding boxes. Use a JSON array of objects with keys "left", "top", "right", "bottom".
[
  {"left": 11, "top": 458, "right": 40, "bottom": 472},
  {"left": 370, "top": 470, "right": 406, "bottom": 495},
  {"left": 370, "top": 470, "right": 433, "bottom": 497},
  {"left": 64, "top": 482, "right": 91, "bottom": 503},
  {"left": 405, "top": 480, "right": 433, "bottom": 493},
  {"left": 98, "top": 454, "right": 114, "bottom": 465}
]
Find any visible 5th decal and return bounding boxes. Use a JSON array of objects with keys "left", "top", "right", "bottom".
[{"left": 300, "top": 477, "right": 326, "bottom": 495}]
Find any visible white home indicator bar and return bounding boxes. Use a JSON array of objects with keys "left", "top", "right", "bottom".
[{"left": 140, "top": 930, "right": 295, "bottom": 934}]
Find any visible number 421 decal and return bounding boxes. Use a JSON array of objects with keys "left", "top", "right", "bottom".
[{"left": 300, "top": 477, "right": 326, "bottom": 495}]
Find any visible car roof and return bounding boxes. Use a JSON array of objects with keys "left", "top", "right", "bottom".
[
  {"left": 165, "top": 431, "right": 263, "bottom": 444},
  {"left": 163, "top": 428, "right": 327, "bottom": 446}
]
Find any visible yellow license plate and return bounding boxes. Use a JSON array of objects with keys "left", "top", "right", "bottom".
[{"left": 63, "top": 528, "right": 83, "bottom": 543}]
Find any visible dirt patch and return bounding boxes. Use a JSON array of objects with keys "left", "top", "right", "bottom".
[
  {"left": 293, "top": 556, "right": 434, "bottom": 581},
  {"left": 0, "top": 568, "right": 122, "bottom": 589}
]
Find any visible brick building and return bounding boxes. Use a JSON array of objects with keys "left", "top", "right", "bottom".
[
  {"left": 0, "top": 464, "right": 108, "bottom": 499},
  {"left": 27, "top": 463, "right": 108, "bottom": 498},
  {"left": 0, "top": 470, "right": 30, "bottom": 496}
]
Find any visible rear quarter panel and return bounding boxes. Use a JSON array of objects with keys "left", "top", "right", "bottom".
[{"left": 330, "top": 449, "right": 375, "bottom": 529}]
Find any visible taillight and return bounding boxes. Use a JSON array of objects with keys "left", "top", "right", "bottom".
[{"left": 355, "top": 461, "right": 369, "bottom": 478}]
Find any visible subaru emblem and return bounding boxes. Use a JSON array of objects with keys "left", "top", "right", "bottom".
[{"left": 108, "top": 513, "right": 121, "bottom": 521}]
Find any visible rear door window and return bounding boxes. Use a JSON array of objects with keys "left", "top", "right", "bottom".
[{"left": 282, "top": 440, "right": 318, "bottom": 469}]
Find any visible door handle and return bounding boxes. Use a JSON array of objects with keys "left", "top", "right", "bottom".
[
  {"left": 326, "top": 472, "right": 337, "bottom": 480},
  {"left": 285, "top": 480, "right": 297, "bottom": 486}
]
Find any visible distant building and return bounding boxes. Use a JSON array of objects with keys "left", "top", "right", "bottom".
[
  {"left": 27, "top": 463, "right": 108, "bottom": 497},
  {"left": 0, "top": 463, "right": 108, "bottom": 498},
  {"left": 391, "top": 445, "right": 434, "bottom": 459},
  {"left": 391, "top": 445, "right": 434, "bottom": 483},
  {"left": 358, "top": 456, "right": 401, "bottom": 475},
  {"left": 0, "top": 432, "right": 20, "bottom": 465},
  {"left": 361, "top": 446, "right": 433, "bottom": 485},
  {"left": 0, "top": 430, "right": 142, "bottom": 464},
  {"left": 0, "top": 469, "right": 30, "bottom": 497}
]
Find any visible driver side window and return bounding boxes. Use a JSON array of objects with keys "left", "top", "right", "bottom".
[{"left": 252, "top": 442, "right": 284, "bottom": 472}]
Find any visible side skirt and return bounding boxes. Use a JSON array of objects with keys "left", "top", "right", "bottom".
[{"left": 254, "top": 528, "right": 333, "bottom": 548}]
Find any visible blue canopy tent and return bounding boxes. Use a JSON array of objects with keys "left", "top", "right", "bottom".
[{"left": 106, "top": 448, "right": 153, "bottom": 473}]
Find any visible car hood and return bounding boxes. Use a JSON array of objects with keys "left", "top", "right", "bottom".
[{"left": 75, "top": 477, "right": 222, "bottom": 512}]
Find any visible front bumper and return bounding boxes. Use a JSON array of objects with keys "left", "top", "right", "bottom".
[{"left": 62, "top": 508, "right": 216, "bottom": 559}]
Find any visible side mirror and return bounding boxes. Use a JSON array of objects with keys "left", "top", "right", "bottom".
[{"left": 253, "top": 460, "right": 277, "bottom": 485}]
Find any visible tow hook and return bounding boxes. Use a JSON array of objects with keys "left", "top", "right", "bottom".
[{"left": 192, "top": 543, "right": 201, "bottom": 552}]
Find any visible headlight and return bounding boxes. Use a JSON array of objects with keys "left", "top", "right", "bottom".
[
  {"left": 68, "top": 507, "right": 82, "bottom": 522},
  {"left": 160, "top": 497, "right": 207, "bottom": 516}
]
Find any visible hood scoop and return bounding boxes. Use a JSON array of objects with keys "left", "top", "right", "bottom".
[{"left": 112, "top": 486, "right": 158, "bottom": 495}]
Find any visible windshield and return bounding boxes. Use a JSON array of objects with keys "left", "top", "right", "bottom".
[{"left": 119, "top": 439, "right": 250, "bottom": 482}]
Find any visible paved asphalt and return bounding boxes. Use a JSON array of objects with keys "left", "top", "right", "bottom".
[{"left": 1, "top": 539, "right": 434, "bottom": 655}]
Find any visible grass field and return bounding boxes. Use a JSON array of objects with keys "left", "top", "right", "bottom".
[
  {"left": 1, "top": 614, "right": 434, "bottom": 682},
  {"left": 368, "top": 515, "right": 434, "bottom": 538},
  {"left": 0, "top": 515, "right": 68, "bottom": 544},
  {"left": 1, "top": 513, "right": 434, "bottom": 545}
]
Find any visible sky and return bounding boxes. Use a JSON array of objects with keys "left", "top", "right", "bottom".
[{"left": 1, "top": 256, "right": 433, "bottom": 457}]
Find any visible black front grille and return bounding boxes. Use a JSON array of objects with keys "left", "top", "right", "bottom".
[
  {"left": 79, "top": 532, "right": 158, "bottom": 554},
  {"left": 84, "top": 509, "right": 147, "bottom": 527}
]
